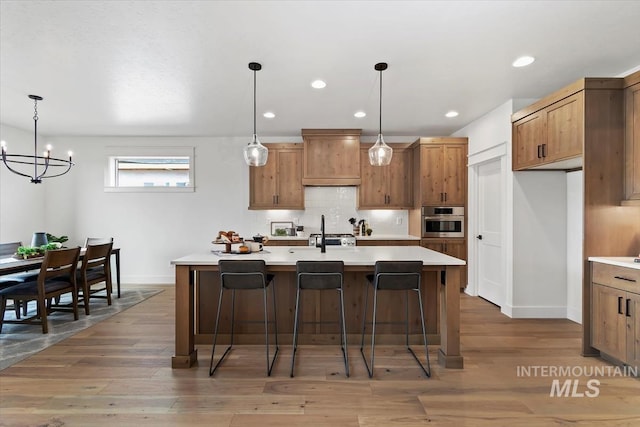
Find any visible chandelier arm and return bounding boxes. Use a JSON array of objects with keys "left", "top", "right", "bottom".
[
  {"left": 38, "top": 162, "right": 73, "bottom": 179},
  {"left": 35, "top": 157, "right": 51, "bottom": 182},
  {"left": 1, "top": 156, "right": 37, "bottom": 179}
]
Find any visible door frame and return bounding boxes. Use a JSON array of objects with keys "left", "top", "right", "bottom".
[{"left": 467, "top": 142, "right": 508, "bottom": 306}]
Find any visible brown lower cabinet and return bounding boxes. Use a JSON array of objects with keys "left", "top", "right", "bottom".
[
  {"left": 591, "top": 262, "right": 640, "bottom": 369},
  {"left": 422, "top": 239, "right": 467, "bottom": 289}
]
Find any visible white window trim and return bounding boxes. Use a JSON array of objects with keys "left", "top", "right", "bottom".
[{"left": 104, "top": 146, "right": 195, "bottom": 193}]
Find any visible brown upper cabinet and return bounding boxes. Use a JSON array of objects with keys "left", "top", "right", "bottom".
[
  {"left": 623, "top": 71, "right": 640, "bottom": 205},
  {"left": 302, "top": 129, "right": 361, "bottom": 186},
  {"left": 358, "top": 143, "right": 413, "bottom": 209},
  {"left": 512, "top": 78, "right": 624, "bottom": 171},
  {"left": 249, "top": 143, "right": 304, "bottom": 210},
  {"left": 412, "top": 138, "right": 468, "bottom": 206}
]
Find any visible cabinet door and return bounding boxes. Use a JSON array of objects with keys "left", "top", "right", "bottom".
[
  {"left": 625, "top": 83, "right": 640, "bottom": 201},
  {"left": 442, "top": 240, "right": 467, "bottom": 289},
  {"left": 627, "top": 292, "right": 640, "bottom": 369},
  {"left": 513, "top": 111, "right": 545, "bottom": 170},
  {"left": 249, "top": 152, "right": 277, "bottom": 209},
  {"left": 592, "top": 283, "right": 627, "bottom": 361},
  {"left": 387, "top": 147, "right": 413, "bottom": 208},
  {"left": 442, "top": 145, "right": 467, "bottom": 206},
  {"left": 359, "top": 148, "right": 388, "bottom": 208},
  {"left": 420, "top": 145, "right": 444, "bottom": 205},
  {"left": 545, "top": 92, "right": 584, "bottom": 162},
  {"left": 275, "top": 149, "right": 304, "bottom": 209}
]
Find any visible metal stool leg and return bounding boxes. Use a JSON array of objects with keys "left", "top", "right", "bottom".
[
  {"left": 264, "top": 279, "right": 279, "bottom": 376},
  {"left": 339, "top": 286, "right": 349, "bottom": 377},
  {"left": 406, "top": 287, "right": 431, "bottom": 377},
  {"left": 209, "top": 287, "right": 235, "bottom": 376},
  {"left": 360, "top": 281, "right": 377, "bottom": 378},
  {"left": 359, "top": 279, "right": 372, "bottom": 377},
  {"left": 290, "top": 282, "right": 302, "bottom": 377}
]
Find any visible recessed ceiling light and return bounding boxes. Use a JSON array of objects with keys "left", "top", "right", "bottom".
[
  {"left": 512, "top": 56, "right": 535, "bottom": 68},
  {"left": 445, "top": 111, "right": 459, "bottom": 118},
  {"left": 354, "top": 111, "right": 366, "bottom": 118},
  {"left": 263, "top": 112, "right": 275, "bottom": 119},
  {"left": 311, "top": 80, "right": 327, "bottom": 89}
]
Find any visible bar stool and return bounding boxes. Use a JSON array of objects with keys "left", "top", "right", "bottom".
[
  {"left": 290, "top": 260, "right": 349, "bottom": 377},
  {"left": 209, "top": 260, "right": 279, "bottom": 376},
  {"left": 360, "top": 260, "right": 430, "bottom": 378}
]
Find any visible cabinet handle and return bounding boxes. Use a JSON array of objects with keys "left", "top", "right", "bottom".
[
  {"left": 443, "top": 243, "right": 447, "bottom": 252},
  {"left": 440, "top": 192, "right": 444, "bottom": 202},
  {"left": 614, "top": 275, "right": 637, "bottom": 283},
  {"left": 537, "top": 145, "right": 542, "bottom": 159},
  {"left": 276, "top": 195, "right": 279, "bottom": 204},
  {"left": 272, "top": 195, "right": 276, "bottom": 204},
  {"left": 444, "top": 192, "right": 447, "bottom": 202},
  {"left": 618, "top": 296, "right": 624, "bottom": 315},
  {"left": 626, "top": 298, "right": 631, "bottom": 317},
  {"left": 541, "top": 144, "right": 547, "bottom": 158}
]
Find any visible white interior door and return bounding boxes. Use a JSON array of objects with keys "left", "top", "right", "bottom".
[{"left": 477, "top": 159, "right": 504, "bottom": 306}]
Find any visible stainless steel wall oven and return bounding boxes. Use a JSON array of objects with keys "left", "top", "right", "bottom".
[{"left": 422, "top": 206, "right": 464, "bottom": 238}]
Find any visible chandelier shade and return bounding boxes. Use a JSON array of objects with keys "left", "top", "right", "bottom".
[
  {"left": 368, "top": 62, "right": 393, "bottom": 166},
  {"left": 243, "top": 62, "right": 268, "bottom": 167},
  {"left": 1, "top": 95, "right": 74, "bottom": 183}
]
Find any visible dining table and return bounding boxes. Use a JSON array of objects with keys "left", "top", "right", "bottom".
[{"left": 0, "top": 247, "right": 122, "bottom": 297}]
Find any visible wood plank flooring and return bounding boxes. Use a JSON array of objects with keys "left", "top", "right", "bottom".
[{"left": 1, "top": 285, "right": 638, "bottom": 426}]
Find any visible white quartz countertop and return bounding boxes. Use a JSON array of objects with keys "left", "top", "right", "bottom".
[
  {"left": 172, "top": 245, "right": 466, "bottom": 266},
  {"left": 588, "top": 257, "right": 640, "bottom": 270}
]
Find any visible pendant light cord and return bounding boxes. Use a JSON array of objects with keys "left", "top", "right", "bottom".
[
  {"left": 379, "top": 67, "right": 382, "bottom": 135},
  {"left": 253, "top": 68, "right": 257, "bottom": 136}
]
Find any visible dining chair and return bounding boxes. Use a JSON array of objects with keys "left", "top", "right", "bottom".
[
  {"left": 290, "top": 260, "right": 349, "bottom": 377},
  {"left": 85, "top": 237, "right": 114, "bottom": 246},
  {"left": 209, "top": 260, "right": 279, "bottom": 376},
  {"left": 360, "top": 260, "right": 431, "bottom": 378},
  {"left": 0, "top": 241, "right": 35, "bottom": 317},
  {"left": 77, "top": 241, "right": 113, "bottom": 315},
  {"left": 0, "top": 246, "right": 81, "bottom": 334}
]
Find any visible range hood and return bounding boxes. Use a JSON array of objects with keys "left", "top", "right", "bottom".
[{"left": 302, "top": 129, "right": 362, "bottom": 186}]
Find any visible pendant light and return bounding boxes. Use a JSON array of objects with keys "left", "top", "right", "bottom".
[
  {"left": 243, "top": 62, "right": 268, "bottom": 167},
  {"left": 368, "top": 62, "right": 393, "bottom": 166},
  {"left": 1, "top": 95, "right": 74, "bottom": 183}
]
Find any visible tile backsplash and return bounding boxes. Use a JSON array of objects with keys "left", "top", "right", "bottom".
[{"left": 250, "top": 187, "right": 409, "bottom": 236}]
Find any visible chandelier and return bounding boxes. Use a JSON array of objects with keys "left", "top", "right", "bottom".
[{"left": 1, "top": 95, "right": 74, "bottom": 183}]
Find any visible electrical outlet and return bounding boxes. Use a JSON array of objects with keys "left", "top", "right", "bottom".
[{"left": 396, "top": 216, "right": 402, "bottom": 225}]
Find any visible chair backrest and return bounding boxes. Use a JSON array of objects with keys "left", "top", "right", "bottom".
[
  {"left": 218, "top": 260, "right": 267, "bottom": 290},
  {"left": 81, "top": 242, "right": 113, "bottom": 276},
  {"left": 296, "top": 261, "right": 344, "bottom": 290},
  {"left": 37, "top": 247, "right": 81, "bottom": 292},
  {"left": 0, "top": 242, "right": 22, "bottom": 257},
  {"left": 84, "top": 237, "right": 114, "bottom": 246},
  {"left": 373, "top": 261, "right": 423, "bottom": 290}
]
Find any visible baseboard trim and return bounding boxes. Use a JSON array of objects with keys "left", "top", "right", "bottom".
[{"left": 503, "top": 304, "right": 568, "bottom": 319}]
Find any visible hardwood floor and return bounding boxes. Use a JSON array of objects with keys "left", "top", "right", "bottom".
[{"left": 1, "top": 285, "right": 638, "bottom": 426}]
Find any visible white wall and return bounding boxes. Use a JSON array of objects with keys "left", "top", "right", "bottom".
[
  {"left": 1, "top": 133, "right": 409, "bottom": 283},
  {"left": 0, "top": 124, "right": 47, "bottom": 244},
  {"left": 510, "top": 171, "right": 568, "bottom": 317},
  {"left": 566, "top": 170, "right": 583, "bottom": 323}
]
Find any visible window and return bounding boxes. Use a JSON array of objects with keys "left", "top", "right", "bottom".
[{"left": 105, "top": 146, "right": 195, "bottom": 192}]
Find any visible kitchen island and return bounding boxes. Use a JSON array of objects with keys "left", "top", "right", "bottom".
[{"left": 171, "top": 245, "right": 466, "bottom": 369}]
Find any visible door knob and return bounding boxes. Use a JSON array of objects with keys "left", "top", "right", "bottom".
[{"left": 476, "top": 235, "right": 483, "bottom": 240}]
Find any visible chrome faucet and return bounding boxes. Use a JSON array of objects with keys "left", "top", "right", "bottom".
[{"left": 320, "top": 214, "right": 326, "bottom": 253}]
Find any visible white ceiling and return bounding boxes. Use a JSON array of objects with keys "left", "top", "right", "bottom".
[{"left": 1, "top": 0, "right": 640, "bottom": 139}]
